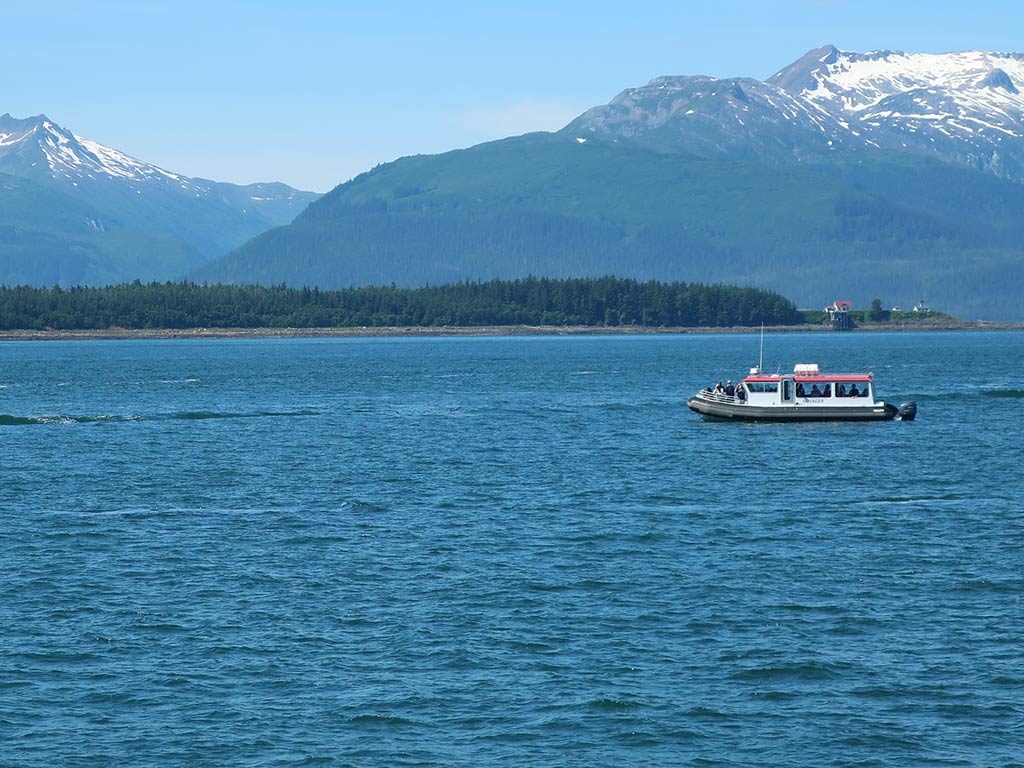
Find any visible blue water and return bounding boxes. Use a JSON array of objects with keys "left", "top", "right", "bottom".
[{"left": 2, "top": 331, "right": 1022, "bottom": 767}]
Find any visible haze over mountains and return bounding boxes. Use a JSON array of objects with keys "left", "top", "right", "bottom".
[
  {"left": 6, "top": 46, "right": 1024, "bottom": 320},
  {"left": 0, "top": 113, "right": 319, "bottom": 286},
  {"left": 201, "top": 45, "right": 1024, "bottom": 321}
]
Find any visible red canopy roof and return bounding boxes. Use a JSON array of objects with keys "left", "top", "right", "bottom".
[
  {"left": 795, "top": 374, "right": 872, "bottom": 382},
  {"left": 744, "top": 374, "right": 872, "bottom": 383}
]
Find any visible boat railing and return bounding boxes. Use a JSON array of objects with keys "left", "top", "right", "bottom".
[{"left": 696, "top": 390, "right": 744, "bottom": 405}]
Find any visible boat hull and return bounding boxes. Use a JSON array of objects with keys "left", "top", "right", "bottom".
[{"left": 686, "top": 396, "right": 897, "bottom": 423}]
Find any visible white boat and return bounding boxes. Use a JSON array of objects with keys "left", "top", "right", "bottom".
[{"left": 687, "top": 363, "right": 917, "bottom": 422}]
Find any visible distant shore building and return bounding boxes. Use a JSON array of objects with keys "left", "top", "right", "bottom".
[{"left": 825, "top": 299, "right": 854, "bottom": 331}]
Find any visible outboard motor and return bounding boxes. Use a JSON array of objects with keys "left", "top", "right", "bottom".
[{"left": 897, "top": 401, "right": 917, "bottom": 421}]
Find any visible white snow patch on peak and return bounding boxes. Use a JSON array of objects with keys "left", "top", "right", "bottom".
[
  {"left": 801, "top": 49, "right": 1024, "bottom": 113},
  {"left": 0, "top": 121, "right": 43, "bottom": 148},
  {"left": 72, "top": 134, "right": 185, "bottom": 183}
]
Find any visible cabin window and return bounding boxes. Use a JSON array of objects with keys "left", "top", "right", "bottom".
[
  {"left": 803, "top": 383, "right": 830, "bottom": 397},
  {"left": 746, "top": 382, "right": 778, "bottom": 393},
  {"left": 836, "top": 383, "right": 870, "bottom": 398}
]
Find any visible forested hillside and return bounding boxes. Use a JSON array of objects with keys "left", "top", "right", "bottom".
[{"left": 201, "top": 134, "right": 1024, "bottom": 321}]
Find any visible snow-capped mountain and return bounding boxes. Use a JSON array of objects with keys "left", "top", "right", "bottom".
[
  {"left": 0, "top": 112, "right": 318, "bottom": 225},
  {"left": 770, "top": 45, "right": 1024, "bottom": 178},
  {"left": 0, "top": 112, "right": 190, "bottom": 186},
  {"left": 0, "top": 112, "right": 319, "bottom": 286},
  {"left": 568, "top": 45, "right": 1024, "bottom": 181}
]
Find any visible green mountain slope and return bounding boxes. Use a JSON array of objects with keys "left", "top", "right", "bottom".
[
  {"left": 0, "top": 173, "right": 205, "bottom": 285},
  {"left": 200, "top": 134, "right": 1024, "bottom": 320}
]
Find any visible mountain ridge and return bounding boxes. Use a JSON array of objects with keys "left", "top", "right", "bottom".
[
  {"left": 566, "top": 44, "right": 1024, "bottom": 179},
  {"left": 0, "top": 112, "right": 320, "bottom": 286},
  {"left": 203, "top": 44, "right": 1024, "bottom": 321}
]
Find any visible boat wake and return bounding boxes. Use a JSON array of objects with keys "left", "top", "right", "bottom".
[
  {"left": 0, "top": 410, "right": 318, "bottom": 426},
  {"left": 166, "top": 410, "right": 319, "bottom": 420},
  {"left": 897, "top": 388, "right": 1023, "bottom": 402},
  {"left": 981, "top": 388, "right": 1024, "bottom": 399},
  {"left": 0, "top": 414, "right": 143, "bottom": 426}
]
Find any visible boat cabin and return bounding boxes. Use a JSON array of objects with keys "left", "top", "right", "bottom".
[{"left": 742, "top": 364, "right": 874, "bottom": 407}]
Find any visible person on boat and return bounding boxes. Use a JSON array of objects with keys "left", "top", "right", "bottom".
[
  {"left": 837, "top": 383, "right": 847, "bottom": 397},
  {"left": 735, "top": 382, "right": 746, "bottom": 401},
  {"left": 849, "top": 384, "right": 860, "bottom": 397},
  {"left": 810, "top": 384, "right": 822, "bottom": 397},
  {"left": 725, "top": 380, "right": 735, "bottom": 396},
  {"left": 714, "top": 381, "right": 724, "bottom": 394},
  {"left": 796, "top": 382, "right": 806, "bottom": 397}
]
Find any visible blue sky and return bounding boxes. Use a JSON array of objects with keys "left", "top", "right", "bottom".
[{"left": 3, "top": 0, "right": 1021, "bottom": 191}]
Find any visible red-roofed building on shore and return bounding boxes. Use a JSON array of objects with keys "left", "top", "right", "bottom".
[{"left": 825, "top": 299, "right": 854, "bottom": 331}]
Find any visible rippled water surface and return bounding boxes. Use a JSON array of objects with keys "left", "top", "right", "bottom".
[{"left": 2, "top": 331, "right": 1022, "bottom": 767}]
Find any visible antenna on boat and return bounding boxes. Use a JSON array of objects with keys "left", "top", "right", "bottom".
[
  {"left": 758, "top": 322, "right": 764, "bottom": 374},
  {"left": 750, "top": 322, "right": 765, "bottom": 377}
]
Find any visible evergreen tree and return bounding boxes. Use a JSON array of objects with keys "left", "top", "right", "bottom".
[{"left": 0, "top": 278, "right": 804, "bottom": 331}]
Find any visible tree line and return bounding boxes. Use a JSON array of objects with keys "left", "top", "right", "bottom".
[{"left": 0, "top": 277, "right": 803, "bottom": 330}]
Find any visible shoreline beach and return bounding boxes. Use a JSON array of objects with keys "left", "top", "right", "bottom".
[{"left": 0, "top": 320, "right": 1018, "bottom": 342}]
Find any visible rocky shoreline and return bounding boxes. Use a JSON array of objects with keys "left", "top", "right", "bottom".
[{"left": 0, "top": 320, "right": 1018, "bottom": 342}]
